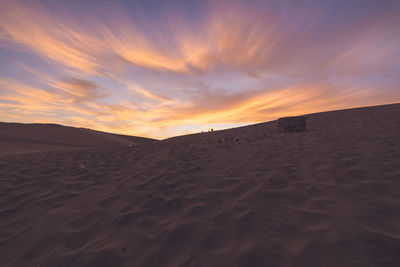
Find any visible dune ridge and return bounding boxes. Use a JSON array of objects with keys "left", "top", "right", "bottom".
[
  {"left": 0, "top": 122, "right": 155, "bottom": 154},
  {"left": 0, "top": 103, "right": 400, "bottom": 266}
]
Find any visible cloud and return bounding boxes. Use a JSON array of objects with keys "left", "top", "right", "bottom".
[
  {"left": 0, "top": 75, "right": 109, "bottom": 119},
  {"left": 0, "top": 0, "right": 310, "bottom": 76},
  {"left": 127, "top": 83, "right": 172, "bottom": 102},
  {"left": 1, "top": 0, "right": 399, "bottom": 78},
  {"left": 51, "top": 78, "right": 108, "bottom": 104},
  {"left": 148, "top": 83, "right": 380, "bottom": 128},
  {"left": 0, "top": 0, "right": 399, "bottom": 138},
  {"left": 0, "top": 74, "right": 397, "bottom": 139}
]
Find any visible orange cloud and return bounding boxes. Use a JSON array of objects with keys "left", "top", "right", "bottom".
[
  {"left": 0, "top": 0, "right": 281, "bottom": 76},
  {"left": 1, "top": 0, "right": 399, "bottom": 138},
  {"left": 0, "top": 74, "right": 397, "bottom": 139},
  {"left": 127, "top": 83, "right": 172, "bottom": 102}
]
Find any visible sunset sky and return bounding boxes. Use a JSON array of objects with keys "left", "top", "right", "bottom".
[{"left": 1, "top": 0, "right": 399, "bottom": 138}]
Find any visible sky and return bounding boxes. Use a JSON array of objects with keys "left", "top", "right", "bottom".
[{"left": 0, "top": 0, "right": 399, "bottom": 139}]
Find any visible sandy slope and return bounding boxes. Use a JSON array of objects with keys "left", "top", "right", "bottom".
[
  {"left": 0, "top": 103, "right": 399, "bottom": 266},
  {"left": 0, "top": 123, "right": 155, "bottom": 154}
]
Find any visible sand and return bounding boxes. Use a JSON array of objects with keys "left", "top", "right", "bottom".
[{"left": 0, "top": 103, "right": 399, "bottom": 266}]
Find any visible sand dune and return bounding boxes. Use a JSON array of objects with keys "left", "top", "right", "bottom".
[
  {"left": 0, "top": 103, "right": 400, "bottom": 266},
  {"left": 0, "top": 122, "right": 155, "bottom": 154}
]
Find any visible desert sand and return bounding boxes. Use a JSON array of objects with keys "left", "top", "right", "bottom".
[{"left": 0, "top": 103, "right": 399, "bottom": 266}]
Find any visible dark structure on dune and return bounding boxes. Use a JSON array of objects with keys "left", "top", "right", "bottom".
[{"left": 277, "top": 116, "right": 307, "bottom": 132}]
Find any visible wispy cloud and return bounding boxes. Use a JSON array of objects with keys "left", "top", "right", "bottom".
[
  {"left": 0, "top": 0, "right": 399, "bottom": 138},
  {"left": 127, "top": 83, "right": 172, "bottom": 102}
]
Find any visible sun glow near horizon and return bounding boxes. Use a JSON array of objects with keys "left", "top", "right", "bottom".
[{"left": 1, "top": 0, "right": 399, "bottom": 138}]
